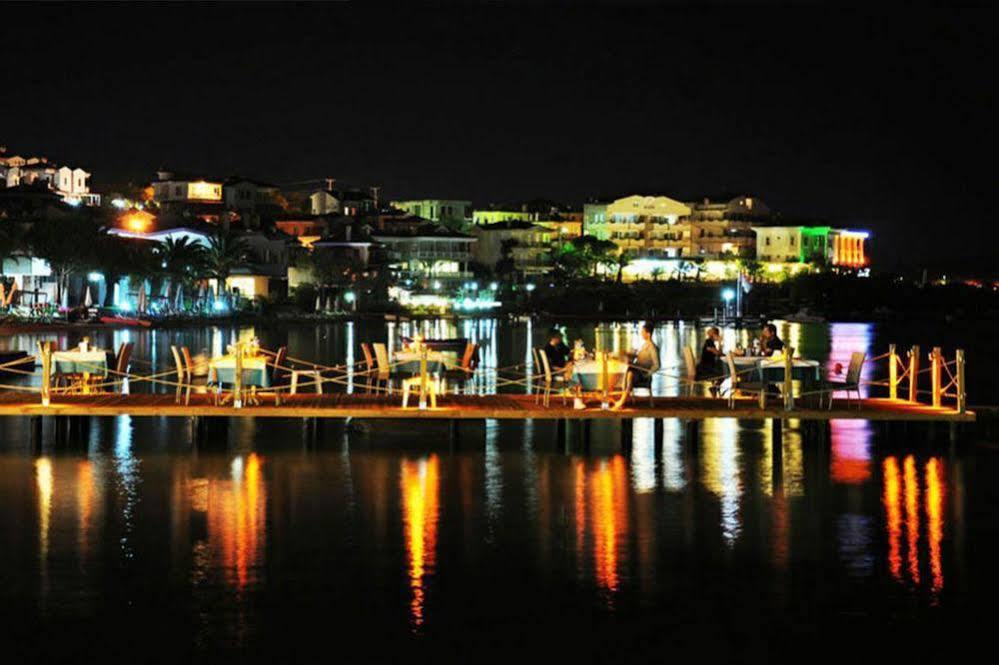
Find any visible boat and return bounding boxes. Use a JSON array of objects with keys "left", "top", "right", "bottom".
[
  {"left": 781, "top": 308, "right": 826, "bottom": 323},
  {"left": 100, "top": 315, "right": 152, "bottom": 328}
]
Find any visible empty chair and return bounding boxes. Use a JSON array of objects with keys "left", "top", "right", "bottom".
[
  {"left": 819, "top": 351, "right": 866, "bottom": 410},
  {"left": 372, "top": 343, "right": 393, "bottom": 395},
  {"left": 401, "top": 374, "right": 443, "bottom": 409},
  {"left": 360, "top": 343, "right": 375, "bottom": 393},
  {"left": 112, "top": 341, "right": 134, "bottom": 393},
  {"left": 270, "top": 345, "right": 289, "bottom": 386},
  {"left": 682, "top": 347, "right": 698, "bottom": 397},
  {"left": 442, "top": 342, "right": 479, "bottom": 394},
  {"left": 180, "top": 345, "right": 214, "bottom": 405},
  {"left": 724, "top": 353, "right": 766, "bottom": 408}
]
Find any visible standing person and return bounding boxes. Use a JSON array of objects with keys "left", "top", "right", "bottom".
[
  {"left": 760, "top": 323, "right": 785, "bottom": 357},
  {"left": 613, "top": 322, "right": 660, "bottom": 409}
]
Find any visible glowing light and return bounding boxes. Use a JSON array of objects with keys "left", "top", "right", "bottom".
[
  {"left": 213, "top": 299, "right": 226, "bottom": 312},
  {"left": 432, "top": 281, "right": 441, "bottom": 290},
  {"left": 88, "top": 272, "right": 103, "bottom": 282},
  {"left": 489, "top": 282, "right": 498, "bottom": 290},
  {"left": 343, "top": 291, "right": 356, "bottom": 303},
  {"left": 525, "top": 283, "right": 536, "bottom": 292},
  {"left": 721, "top": 288, "right": 735, "bottom": 302},
  {"left": 904, "top": 455, "right": 920, "bottom": 584},
  {"left": 925, "top": 458, "right": 945, "bottom": 595}
]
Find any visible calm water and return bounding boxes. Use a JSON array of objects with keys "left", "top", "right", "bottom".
[{"left": 0, "top": 320, "right": 995, "bottom": 663}]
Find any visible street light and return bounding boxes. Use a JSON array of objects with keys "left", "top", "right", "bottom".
[{"left": 722, "top": 288, "right": 735, "bottom": 318}]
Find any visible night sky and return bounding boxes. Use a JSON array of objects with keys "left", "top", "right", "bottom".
[{"left": 2, "top": 4, "right": 995, "bottom": 268}]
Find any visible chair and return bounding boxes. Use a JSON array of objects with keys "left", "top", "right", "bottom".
[
  {"left": 724, "top": 353, "right": 766, "bottom": 408},
  {"left": 360, "top": 343, "right": 375, "bottom": 393},
  {"left": 270, "top": 346, "right": 289, "bottom": 386},
  {"left": 372, "top": 343, "right": 393, "bottom": 395},
  {"left": 112, "top": 342, "right": 133, "bottom": 393},
  {"left": 401, "top": 374, "right": 442, "bottom": 409},
  {"left": 442, "top": 342, "right": 479, "bottom": 394},
  {"left": 178, "top": 345, "right": 215, "bottom": 405},
  {"left": 682, "top": 347, "right": 698, "bottom": 397},
  {"left": 819, "top": 351, "right": 865, "bottom": 410},
  {"left": 535, "top": 348, "right": 570, "bottom": 407}
]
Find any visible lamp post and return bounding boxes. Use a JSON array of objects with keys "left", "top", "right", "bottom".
[{"left": 722, "top": 288, "right": 735, "bottom": 319}]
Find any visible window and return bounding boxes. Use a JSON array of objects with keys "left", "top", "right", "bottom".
[{"left": 765, "top": 237, "right": 770, "bottom": 246}]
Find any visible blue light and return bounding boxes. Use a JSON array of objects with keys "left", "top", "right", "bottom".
[
  {"left": 344, "top": 291, "right": 356, "bottom": 303},
  {"left": 88, "top": 272, "right": 103, "bottom": 282},
  {"left": 722, "top": 288, "right": 735, "bottom": 302},
  {"left": 525, "top": 283, "right": 536, "bottom": 292},
  {"left": 213, "top": 300, "right": 226, "bottom": 312}
]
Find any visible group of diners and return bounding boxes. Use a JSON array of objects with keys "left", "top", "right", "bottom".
[{"left": 696, "top": 323, "right": 786, "bottom": 381}]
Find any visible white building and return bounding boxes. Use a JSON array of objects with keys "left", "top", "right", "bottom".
[{"left": 0, "top": 147, "right": 99, "bottom": 206}]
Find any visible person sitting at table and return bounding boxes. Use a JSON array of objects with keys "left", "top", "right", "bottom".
[
  {"left": 612, "top": 322, "right": 660, "bottom": 409},
  {"left": 543, "top": 330, "right": 572, "bottom": 374},
  {"left": 760, "top": 323, "right": 785, "bottom": 357}
]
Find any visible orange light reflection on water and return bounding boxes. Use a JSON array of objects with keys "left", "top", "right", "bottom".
[
  {"left": 925, "top": 458, "right": 945, "bottom": 595},
  {"left": 203, "top": 453, "right": 267, "bottom": 591},
  {"left": 401, "top": 455, "right": 440, "bottom": 630},
  {"left": 883, "top": 457, "right": 902, "bottom": 581},
  {"left": 574, "top": 456, "right": 629, "bottom": 599},
  {"left": 903, "top": 455, "right": 921, "bottom": 585}
]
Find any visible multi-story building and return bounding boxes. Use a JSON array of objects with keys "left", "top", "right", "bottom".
[
  {"left": 471, "top": 221, "right": 554, "bottom": 276},
  {"left": 753, "top": 225, "right": 870, "bottom": 268},
  {"left": 223, "top": 177, "right": 282, "bottom": 216},
  {"left": 685, "top": 194, "right": 767, "bottom": 258},
  {"left": 371, "top": 223, "right": 476, "bottom": 285},
  {"left": 392, "top": 199, "right": 470, "bottom": 228},
  {"left": 598, "top": 195, "right": 693, "bottom": 258},
  {"left": 151, "top": 171, "right": 223, "bottom": 204},
  {"left": 0, "top": 146, "right": 99, "bottom": 206},
  {"left": 309, "top": 186, "right": 377, "bottom": 217},
  {"left": 472, "top": 207, "right": 533, "bottom": 226}
]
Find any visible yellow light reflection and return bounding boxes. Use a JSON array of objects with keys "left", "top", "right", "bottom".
[
  {"left": 925, "top": 458, "right": 945, "bottom": 594},
  {"left": 36, "top": 458, "right": 53, "bottom": 568},
  {"left": 77, "top": 461, "right": 95, "bottom": 560},
  {"left": 903, "top": 455, "right": 920, "bottom": 585},
  {"left": 883, "top": 457, "right": 902, "bottom": 582},
  {"left": 401, "top": 455, "right": 440, "bottom": 629},
  {"left": 202, "top": 453, "right": 267, "bottom": 590}
]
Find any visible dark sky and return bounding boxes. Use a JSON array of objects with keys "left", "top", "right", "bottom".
[{"left": 2, "top": 4, "right": 995, "bottom": 268}]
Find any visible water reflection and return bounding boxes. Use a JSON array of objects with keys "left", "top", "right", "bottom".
[
  {"left": 401, "top": 455, "right": 440, "bottom": 630},
  {"left": 830, "top": 420, "right": 873, "bottom": 484},
  {"left": 883, "top": 454, "right": 947, "bottom": 596},
  {"left": 575, "top": 457, "right": 629, "bottom": 601}
]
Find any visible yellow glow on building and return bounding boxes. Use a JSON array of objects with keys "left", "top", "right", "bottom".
[
  {"left": 188, "top": 180, "right": 222, "bottom": 201},
  {"left": 226, "top": 275, "right": 269, "bottom": 299}
]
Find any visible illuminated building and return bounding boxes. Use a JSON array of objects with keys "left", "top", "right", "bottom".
[
  {"left": 472, "top": 208, "right": 533, "bottom": 226},
  {"left": 587, "top": 194, "right": 694, "bottom": 259},
  {"left": 309, "top": 182, "right": 377, "bottom": 217},
  {"left": 753, "top": 225, "right": 870, "bottom": 268},
  {"left": 470, "top": 220, "right": 553, "bottom": 276},
  {"left": 274, "top": 217, "right": 329, "bottom": 247},
  {"left": 372, "top": 223, "right": 476, "bottom": 285},
  {"left": 393, "top": 199, "right": 471, "bottom": 228},
  {"left": 151, "top": 170, "right": 223, "bottom": 203},
  {"left": 0, "top": 146, "right": 99, "bottom": 205},
  {"left": 222, "top": 177, "right": 283, "bottom": 224},
  {"left": 685, "top": 194, "right": 767, "bottom": 258}
]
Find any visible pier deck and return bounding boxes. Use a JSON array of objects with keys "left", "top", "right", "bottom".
[{"left": 0, "top": 392, "right": 975, "bottom": 422}]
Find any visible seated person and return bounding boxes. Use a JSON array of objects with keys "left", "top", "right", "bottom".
[
  {"left": 760, "top": 323, "right": 785, "bottom": 357},
  {"left": 543, "top": 330, "right": 572, "bottom": 374},
  {"left": 612, "top": 322, "right": 660, "bottom": 408},
  {"left": 696, "top": 327, "right": 724, "bottom": 379}
]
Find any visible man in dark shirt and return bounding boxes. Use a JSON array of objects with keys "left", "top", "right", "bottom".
[
  {"left": 760, "top": 323, "right": 785, "bottom": 356},
  {"left": 544, "top": 330, "right": 571, "bottom": 371},
  {"left": 697, "top": 326, "right": 724, "bottom": 379}
]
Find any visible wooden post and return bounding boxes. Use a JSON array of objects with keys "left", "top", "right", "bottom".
[
  {"left": 37, "top": 341, "right": 52, "bottom": 407},
  {"left": 888, "top": 344, "right": 898, "bottom": 400},
  {"left": 419, "top": 345, "right": 428, "bottom": 410},
  {"left": 956, "top": 349, "right": 966, "bottom": 414},
  {"left": 601, "top": 351, "right": 609, "bottom": 409},
  {"left": 783, "top": 350, "right": 793, "bottom": 410},
  {"left": 908, "top": 345, "right": 920, "bottom": 403},
  {"left": 233, "top": 341, "right": 244, "bottom": 408},
  {"left": 931, "top": 346, "right": 942, "bottom": 408}
]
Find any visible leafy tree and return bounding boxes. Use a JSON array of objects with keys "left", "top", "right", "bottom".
[
  {"left": 549, "top": 235, "right": 618, "bottom": 280},
  {"left": 0, "top": 222, "right": 26, "bottom": 277},
  {"left": 204, "top": 230, "right": 251, "bottom": 291},
  {"left": 27, "top": 217, "right": 104, "bottom": 306},
  {"left": 155, "top": 236, "right": 206, "bottom": 299},
  {"left": 495, "top": 238, "right": 519, "bottom": 277}
]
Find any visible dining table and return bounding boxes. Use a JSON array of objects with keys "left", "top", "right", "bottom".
[
  {"left": 571, "top": 356, "right": 630, "bottom": 393},
  {"left": 727, "top": 355, "right": 821, "bottom": 406},
  {"left": 209, "top": 355, "right": 271, "bottom": 405},
  {"left": 52, "top": 349, "right": 109, "bottom": 393},
  {"left": 393, "top": 350, "right": 458, "bottom": 375}
]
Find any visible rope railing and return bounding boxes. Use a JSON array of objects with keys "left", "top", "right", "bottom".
[{"left": 9, "top": 339, "right": 967, "bottom": 414}]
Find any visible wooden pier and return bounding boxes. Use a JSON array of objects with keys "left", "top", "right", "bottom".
[{"left": 0, "top": 392, "right": 975, "bottom": 423}]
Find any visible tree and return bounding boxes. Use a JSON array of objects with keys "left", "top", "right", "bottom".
[
  {"left": 155, "top": 236, "right": 206, "bottom": 300},
  {"left": 614, "top": 250, "right": 636, "bottom": 283},
  {"left": 549, "top": 235, "right": 618, "bottom": 280},
  {"left": 0, "top": 222, "right": 26, "bottom": 277},
  {"left": 27, "top": 217, "right": 104, "bottom": 306},
  {"left": 204, "top": 230, "right": 251, "bottom": 291},
  {"left": 495, "top": 238, "right": 519, "bottom": 278}
]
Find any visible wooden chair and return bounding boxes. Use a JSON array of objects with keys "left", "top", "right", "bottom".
[
  {"left": 360, "top": 343, "right": 375, "bottom": 393},
  {"left": 401, "top": 374, "right": 442, "bottom": 409},
  {"left": 442, "top": 342, "right": 479, "bottom": 394},
  {"left": 819, "top": 351, "right": 865, "bottom": 410},
  {"left": 724, "top": 353, "right": 766, "bottom": 408},
  {"left": 535, "top": 348, "right": 570, "bottom": 407},
  {"left": 682, "top": 347, "right": 698, "bottom": 397},
  {"left": 372, "top": 343, "right": 393, "bottom": 395},
  {"left": 530, "top": 348, "right": 542, "bottom": 396},
  {"left": 270, "top": 346, "right": 289, "bottom": 386},
  {"left": 179, "top": 345, "right": 214, "bottom": 405},
  {"left": 112, "top": 342, "right": 134, "bottom": 393}
]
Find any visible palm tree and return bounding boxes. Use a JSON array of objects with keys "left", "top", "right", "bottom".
[
  {"left": 204, "top": 230, "right": 250, "bottom": 293},
  {"left": 155, "top": 236, "right": 206, "bottom": 301}
]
